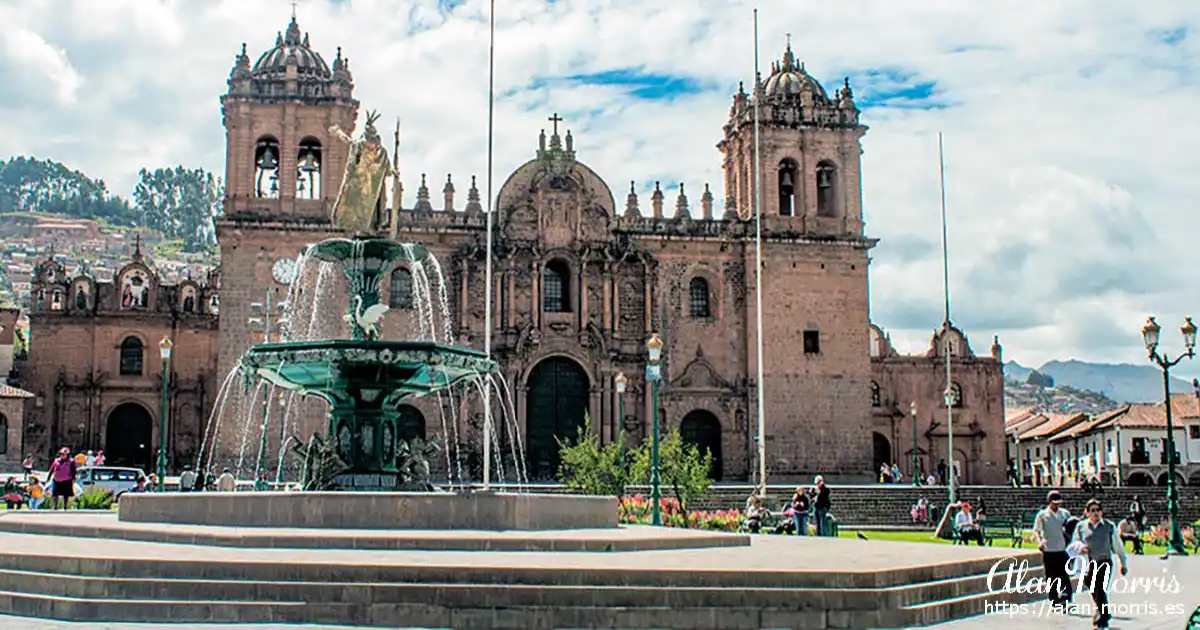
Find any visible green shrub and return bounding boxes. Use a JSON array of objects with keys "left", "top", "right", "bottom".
[{"left": 74, "top": 486, "right": 115, "bottom": 510}]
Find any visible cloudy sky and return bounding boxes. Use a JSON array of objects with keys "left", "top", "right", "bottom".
[{"left": 2, "top": 0, "right": 1198, "bottom": 375}]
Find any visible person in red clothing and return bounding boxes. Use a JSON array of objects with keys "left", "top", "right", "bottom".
[{"left": 48, "top": 447, "right": 77, "bottom": 510}]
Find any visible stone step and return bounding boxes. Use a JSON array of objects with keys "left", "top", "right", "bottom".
[
  {"left": 0, "top": 566, "right": 1028, "bottom": 612},
  {"left": 0, "top": 586, "right": 1042, "bottom": 630},
  {"left": 0, "top": 550, "right": 1021, "bottom": 590}
]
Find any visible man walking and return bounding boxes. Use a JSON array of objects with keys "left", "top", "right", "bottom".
[
  {"left": 1073, "top": 499, "right": 1128, "bottom": 629},
  {"left": 1033, "top": 490, "right": 1072, "bottom": 609}
]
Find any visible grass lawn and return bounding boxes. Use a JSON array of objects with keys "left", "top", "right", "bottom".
[{"left": 837, "top": 529, "right": 1173, "bottom": 556}]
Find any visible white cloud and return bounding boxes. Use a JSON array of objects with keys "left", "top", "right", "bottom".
[{"left": 2, "top": 0, "right": 1200, "bottom": 376}]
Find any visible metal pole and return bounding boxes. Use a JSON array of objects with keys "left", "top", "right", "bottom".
[
  {"left": 938, "top": 132, "right": 955, "bottom": 505},
  {"left": 481, "top": 0, "right": 496, "bottom": 491},
  {"left": 255, "top": 290, "right": 271, "bottom": 484},
  {"left": 157, "top": 352, "right": 169, "bottom": 491},
  {"left": 1161, "top": 362, "right": 1187, "bottom": 555},
  {"left": 911, "top": 405, "right": 918, "bottom": 486},
  {"left": 650, "top": 375, "right": 662, "bottom": 526},
  {"left": 751, "top": 7, "right": 767, "bottom": 498}
]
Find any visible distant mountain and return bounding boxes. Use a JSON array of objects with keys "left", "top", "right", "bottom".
[
  {"left": 1004, "top": 361, "right": 1034, "bottom": 383},
  {"left": 1005, "top": 359, "right": 1191, "bottom": 404}
]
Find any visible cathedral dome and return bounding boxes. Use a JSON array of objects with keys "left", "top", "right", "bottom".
[
  {"left": 762, "top": 43, "right": 827, "bottom": 100},
  {"left": 251, "top": 16, "right": 331, "bottom": 79}
]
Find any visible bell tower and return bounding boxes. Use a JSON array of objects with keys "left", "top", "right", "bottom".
[
  {"left": 220, "top": 14, "right": 359, "bottom": 223},
  {"left": 717, "top": 39, "right": 866, "bottom": 237}
]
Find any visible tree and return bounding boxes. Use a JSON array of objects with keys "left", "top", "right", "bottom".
[
  {"left": 629, "top": 428, "right": 714, "bottom": 515},
  {"left": 132, "top": 166, "right": 223, "bottom": 251},
  {"left": 0, "top": 156, "right": 138, "bottom": 224},
  {"left": 556, "top": 412, "right": 631, "bottom": 500},
  {"left": 1026, "top": 370, "right": 1055, "bottom": 388}
]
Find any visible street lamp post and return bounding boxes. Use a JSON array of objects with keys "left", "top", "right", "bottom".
[
  {"left": 157, "top": 337, "right": 173, "bottom": 492},
  {"left": 1141, "top": 315, "right": 1195, "bottom": 556},
  {"left": 646, "top": 334, "right": 664, "bottom": 527},
  {"left": 910, "top": 402, "right": 919, "bottom": 486},
  {"left": 943, "top": 386, "right": 956, "bottom": 504},
  {"left": 614, "top": 371, "right": 627, "bottom": 462}
]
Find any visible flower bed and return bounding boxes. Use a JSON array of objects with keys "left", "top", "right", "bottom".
[{"left": 619, "top": 494, "right": 743, "bottom": 531}]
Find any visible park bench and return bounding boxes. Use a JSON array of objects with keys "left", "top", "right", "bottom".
[{"left": 980, "top": 517, "right": 1023, "bottom": 548}]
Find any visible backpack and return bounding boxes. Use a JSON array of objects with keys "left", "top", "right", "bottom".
[{"left": 1063, "top": 516, "right": 1080, "bottom": 542}]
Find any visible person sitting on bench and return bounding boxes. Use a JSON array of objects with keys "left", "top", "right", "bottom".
[
  {"left": 955, "top": 503, "right": 985, "bottom": 546},
  {"left": 1118, "top": 514, "right": 1143, "bottom": 555},
  {"left": 744, "top": 495, "right": 768, "bottom": 534}
]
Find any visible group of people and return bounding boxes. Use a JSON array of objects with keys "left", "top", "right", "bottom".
[
  {"left": 1033, "top": 490, "right": 1130, "bottom": 629},
  {"left": 743, "top": 476, "right": 834, "bottom": 536}
]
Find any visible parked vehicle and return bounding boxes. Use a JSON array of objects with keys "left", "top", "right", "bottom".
[{"left": 76, "top": 466, "right": 146, "bottom": 498}]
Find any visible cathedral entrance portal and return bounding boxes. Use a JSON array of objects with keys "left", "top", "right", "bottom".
[
  {"left": 680, "top": 410, "right": 723, "bottom": 481},
  {"left": 525, "top": 358, "right": 590, "bottom": 481},
  {"left": 105, "top": 403, "right": 154, "bottom": 472}
]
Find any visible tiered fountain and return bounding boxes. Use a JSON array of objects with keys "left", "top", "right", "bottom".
[{"left": 117, "top": 113, "right": 615, "bottom": 530}]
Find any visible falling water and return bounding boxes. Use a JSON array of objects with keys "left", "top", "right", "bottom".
[{"left": 199, "top": 241, "right": 528, "bottom": 488}]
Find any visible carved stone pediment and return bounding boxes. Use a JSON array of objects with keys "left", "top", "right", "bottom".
[{"left": 671, "top": 355, "right": 731, "bottom": 390}]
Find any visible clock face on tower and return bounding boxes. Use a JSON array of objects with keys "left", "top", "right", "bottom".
[{"left": 272, "top": 257, "right": 298, "bottom": 285}]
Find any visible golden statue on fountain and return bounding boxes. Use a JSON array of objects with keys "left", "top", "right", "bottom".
[{"left": 329, "top": 110, "right": 393, "bottom": 235}]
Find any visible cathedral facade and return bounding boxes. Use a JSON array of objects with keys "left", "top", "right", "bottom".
[
  {"left": 18, "top": 16, "right": 1006, "bottom": 484},
  {"left": 210, "top": 16, "right": 1006, "bottom": 484}
]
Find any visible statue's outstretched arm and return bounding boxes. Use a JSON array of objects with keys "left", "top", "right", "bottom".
[{"left": 328, "top": 125, "right": 354, "bottom": 144}]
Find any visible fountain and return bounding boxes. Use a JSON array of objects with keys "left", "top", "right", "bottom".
[{"left": 118, "top": 111, "right": 615, "bottom": 530}]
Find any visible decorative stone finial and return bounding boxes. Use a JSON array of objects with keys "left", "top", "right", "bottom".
[
  {"left": 651, "top": 181, "right": 664, "bottom": 219},
  {"left": 701, "top": 183, "right": 714, "bottom": 220},
  {"left": 443, "top": 174, "right": 456, "bottom": 211},
  {"left": 674, "top": 183, "right": 690, "bottom": 220},
  {"left": 465, "top": 175, "right": 482, "bottom": 214},
  {"left": 625, "top": 181, "right": 640, "bottom": 218},
  {"left": 414, "top": 173, "right": 432, "bottom": 212}
]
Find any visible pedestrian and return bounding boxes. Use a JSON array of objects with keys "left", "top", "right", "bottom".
[
  {"left": 790, "top": 486, "right": 810, "bottom": 536},
  {"left": 48, "top": 447, "right": 78, "bottom": 510},
  {"left": 26, "top": 478, "right": 43, "bottom": 510},
  {"left": 94, "top": 450, "right": 105, "bottom": 466},
  {"left": 936, "top": 459, "right": 947, "bottom": 485},
  {"left": 1128, "top": 494, "right": 1145, "bottom": 531},
  {"left": 179, "top": 466, "right": 196, "bottom": 493},
  {"left": 217, "top": 468, "right": 236, "bottom": 492},
  {"left": 1072, "top": 499, "right": 1128, "bottom": 629},
  {"left": 84, "top": 450, "right": 96, "bottom": 467},
  {"left": 813, "top": 476, "right": 832, "bottom": 537},
  {"left": 1033, "top": 490, "right": 1072, "bottom": 610},
  {"left": 21, "top": 455, "right": 33, "bottom": 480}
]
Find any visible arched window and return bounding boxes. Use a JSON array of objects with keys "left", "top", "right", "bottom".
[
  {"left": 777, "top": 159, "right": 798, "bottom": 216},
  {"left": 296, "top": 137, "right": 323, "bottom": 200},
  {"left": 389, "top": 268, "right": 413, "bottom": 309},
  {"left": 946, "top": 382, "right": 963, "bottom": 408},
  {"left": 816, "top": 160, "right": 838, "bottom": 217},
  {"left": 50, "top": 291, "right": 64, "bottom": 311},
  {"left": 870, "top": 382, "right": 881, "bottom": 407},
  {"left": 689, "top": 277, "right": 711, "bottom": 318},
  {"left": 119, "top": 337, "right": 144, "bottom": 376},
  {"left": 543, "top": 260, "right": 570, "bottom": 313},
  {"left": 255, "top": 136, "right": 281, "bottom": 199}
]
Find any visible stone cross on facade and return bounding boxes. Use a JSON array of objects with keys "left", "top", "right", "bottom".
[{"left": 548, "top": 113, "right": 564, "bottom": 135}]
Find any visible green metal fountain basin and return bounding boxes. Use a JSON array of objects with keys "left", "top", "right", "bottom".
[{"left": 241, "top": 340, "right": 496, "bottom": 405}]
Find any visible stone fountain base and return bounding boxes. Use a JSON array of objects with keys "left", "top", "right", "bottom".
[{"left": 117, "top": 491, "right": 617, "bottom": 530}]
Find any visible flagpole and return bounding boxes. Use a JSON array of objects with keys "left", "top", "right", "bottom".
[
  {"left": 752, "top": 8, "right": 767, "bottom": 498},
  {"left": 482, "top": 0, "right": 496, "bottom": 490},
  {"left": 938, "top": 132, "right": 955, "bottom": 504}
]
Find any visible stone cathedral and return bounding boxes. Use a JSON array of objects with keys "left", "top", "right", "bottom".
[{"left": 19, "top": 15, "right": 1007, "bottom": 484}]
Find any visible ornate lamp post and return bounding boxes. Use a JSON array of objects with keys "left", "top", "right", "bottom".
[
  {"left": 943, "top": 386, "right": 956, "bottom": 504},
  {"left": 646, "top": 334, "right": 664, "bottom": 526},
  {"left": 910, "top": 401, "right": 919, "bottom": 486},
  {"left": 1141, "top": 315, "right": 1195, "bottom": 556},
  {"left": 614, "top": 371, "right": 627, "bottom": 461},
  {"left": 157, "top": 337, "right": 173, "bottom": 492}
]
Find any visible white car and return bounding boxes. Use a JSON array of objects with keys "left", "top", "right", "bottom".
[{"left": 76, "top": 466, "right": 146, "bottom": 498}]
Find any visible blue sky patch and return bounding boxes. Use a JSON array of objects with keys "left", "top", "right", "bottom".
[
  {"left": 550, "top": 67, "right": 714, "bottom": 101},
  {"left": 850, "top": 67, "right": 946, "bottom": 110},
  {"left": 1153, "top": 26, "right": 1188, "bottom": 46}
]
